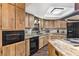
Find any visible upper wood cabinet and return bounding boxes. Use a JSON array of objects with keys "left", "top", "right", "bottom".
[
  {"left": 2, "top": 44, "right": 15, "bottom": 56},
  {"left": 25, "top": 13, "right": 30, "bottom": 28},
  {"left": 0, "top": 4, "right": 2, "bottom": 30},
  {"left": 2, "top": 4, "right": 15, "bottom": 30},
  {"left": 28, "top": 14, "right": 34, "bottom": 28},
  {"left": 60, "top": 21, "right": 67, "bottom": 28},
  {"left": 39, "top": 19, "right": 44, "bottom": 28},
  {"left": 16, "top": 3, "right": 25, "bottom": 10},
  {"left": 15, "top": 41, "right": 25, "bottom": 56},
  {"left": 45, "top": 20, "right": 54, "bottom": 28},
  {"left": 44, "top": 20, "right": 66, "bottom": 28},
  {"left": 44, "top": 21, "right": 49, "bottom": 28},
  {"left": 16, "top": 7, "right": 25, "bottom": 30}
]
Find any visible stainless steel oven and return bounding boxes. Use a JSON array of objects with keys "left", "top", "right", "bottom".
[
  {"left": 30, "top": 36, "right": 39, "bottom": 55},
  {"left": 2, "top": 30, "right": 24, "bottom": 46}
]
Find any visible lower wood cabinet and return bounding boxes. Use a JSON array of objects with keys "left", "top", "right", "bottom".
[
  {"left": 48, "top": 43, "right": 63, "bottom": 56},
  {"left": 39, "top": 36, "right": 48, "bottom": 49},
  {"left": 15, "top": 41, "right": 25, "bottom": 56},
  {"left": 25, "top": 39, "right": 30, "bottom": 56},
  {"left": 43, "top": 36, "right": 48, "bottom": 46},
  {"left": 2, "top": 44, "right": 15, "bottom": 56},
  {"left": 48, "top": 43, "right": 57, "bottom": 56},
  {"left": 39, "top": 37, "right": 44, "bottom": 49},
  {"left": 0, "top": 47, "right": 2, "bottom": 56}
]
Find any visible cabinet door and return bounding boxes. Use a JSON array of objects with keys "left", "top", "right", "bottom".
[
  {"left": 0, "top": 4, "right": 2, "bottom": 29},
  {"left": 15, "top": 41, "right": 25, "bottom": 56},
  {"left": 39, "top": 37, "right": 44, "bottom": 49},
  {"left": 39, "top": 19, "right": 44, "bottom": 28},
  {"left": 16, "top": 3, "right": 25, "bottom": 10},
  {"left": 0, "top": 47, "right": 2, "bottom": 56},
  {"left": 16, "top": 7, "right": 25, "bottom": 30},
  {"left": 2, "top": 4, "right": 15, "bottom": 30},
  {"left": 2, "top": 44, "right": 15, "bottom": 56},
  {"left": 48, "top": 43, "right": 57, "bottom": 56},
  {"left": 45, "top": 21, "right": 49, "bottom": 28},
  {"left": 60, "top": 21, "right": 67, "bottom": 28},
  {"left": 29, "top": 14, "right": 34, "bottom": 28},
  {"left": 25, "top": 39, "right": 30, "bottom": 56},
  {"left": 25, "top": 14, "right": 30, "bottom": 28},
  {"left": 43, "top": 36, "right": 48, "bottom": 46}
]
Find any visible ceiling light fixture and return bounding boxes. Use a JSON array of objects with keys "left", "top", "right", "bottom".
[{"left": 51, "top": 8, "right": 64, "bottom": 15}]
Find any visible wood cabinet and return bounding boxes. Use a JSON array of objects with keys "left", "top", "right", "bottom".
[
  {"left": 16, "top": 3, "right": 25, "bottom": 10},
  {"left": 28, "top": 14, "right": 34, "bottom": 28},
  {"left": 48, "top": 43, "right": 63, "bottom": 56},
  {"left": 15, "top": 41, "right": 25, "bottom": 56},
  {"left": 39, "top": 35, "right": 48, "bottom": 49},
  {"left": 25, "top": 39, "right": 30, "bottom": 56},
  {"left": 25, "top": 13, "right": 30, "bottom": 28},
  {"left": 2, "top": 4, "right": 15, "bottom": 30},
  {"left": 0, "top": 4, "right": 2, "bottom": 29},
  {"left": 39, "top": 36, "right": 44, "bottom": 49},
  {"left": 39, "top": 19, "right": 44, "bottom": 28},
  {"left": 48, "top": 43, "right": 57, "bottom": 56},
  {"left": 45, "top": 20, "right": 55, "bottom": 28},
  {"left": 44, "top": 20, "right": 66, "bottom": 28},
  {"left": 54, "top": 21, "right": 60, "bottom": 28},
  {"left": 0, "top": 47, "right": 2, "bottom": 56},
  {"left": 16, "top": 7, "right": 25, "bottom": 30},
  {"left": 2, "top": 44, "right": 15, "bottom": 56},
  {"left": 60, "top": 21, "right": 67, "bottom": 28},
  {"left": 45, "top": 21, "right": 49, "bottom": 28},
  {"left": 43, "top": 36, "right": 48, "bottom": 46}
]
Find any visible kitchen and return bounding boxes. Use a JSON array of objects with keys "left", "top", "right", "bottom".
[{"left": 0, "top": 3, "right": 79, "bottom": 56}]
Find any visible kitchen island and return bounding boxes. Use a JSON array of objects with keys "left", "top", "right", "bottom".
[{"left": 48, "top": 39, "right": 79, "bottom": 56}]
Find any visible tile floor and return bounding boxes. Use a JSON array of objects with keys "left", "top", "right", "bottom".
[{"left": 32, "top": 45, "right": 48, "bottom": 56}]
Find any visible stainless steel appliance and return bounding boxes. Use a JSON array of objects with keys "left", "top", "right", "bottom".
[
  {"left": 67, "top": 22, "right": 79, "bottom": 38},
  {"left": 30, "top": 36, "right": 39, "bottom": 55},
  {"left": 2, "top": 30, "right": 24, "bottom": 46}
]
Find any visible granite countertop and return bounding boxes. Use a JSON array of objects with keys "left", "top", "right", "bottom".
[
  {"left": 25, "top": 33, "right": 49, "bottom": 39},
  {"left": 48, "top": 39, "right": 79, "bottom": 56},
  {"left": 25, "top": 32, "right": 66, "bottom": 39}
]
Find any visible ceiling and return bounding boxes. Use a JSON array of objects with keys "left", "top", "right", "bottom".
[{"left": 25, "top": 3, "right": 75, "bottom": 20}]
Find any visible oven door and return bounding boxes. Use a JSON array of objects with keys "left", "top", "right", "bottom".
[{"left": 30, "top": 36, "right": 39, "bottom": 55}]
